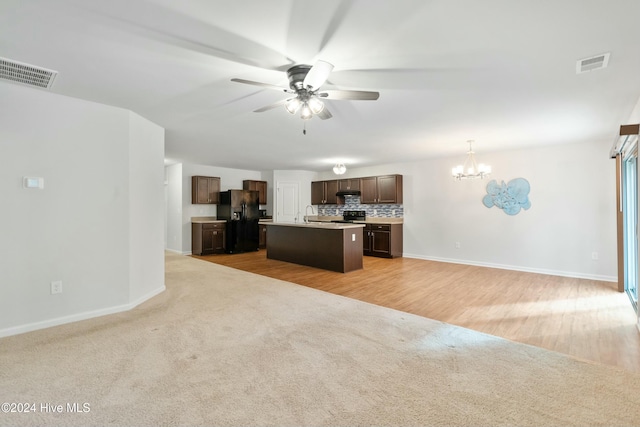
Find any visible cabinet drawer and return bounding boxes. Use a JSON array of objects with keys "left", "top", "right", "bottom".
[
  {"left": 202, "top": 223, "right": 225, "bottom": 230},
  {"left": 370, "top": 224, "right": 391, "bottom": 231}
]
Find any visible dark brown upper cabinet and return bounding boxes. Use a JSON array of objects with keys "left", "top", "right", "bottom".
[
  {"left": 243, "top": 180, "right": 267, "bottom": 205},
  {"left": 311, "top": 180, "right": 339, "bottom": 205},
  {"left": 338, "top": 178, "right": 360, "bottom": 191},
  {"left": 360, "top": 175, "right": 402, "bottom": 204},
  {"left": 192, "top": 176, "right": 221, "bottom": 204}
]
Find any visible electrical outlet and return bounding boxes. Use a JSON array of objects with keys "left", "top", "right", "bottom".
[
  {"left": 51, "top": 280, "right": 62, "bottom": 295},
  {"left": 352, "top": 233, "right": 356, "bottom": 242},
  {"left": 455, "top": 242, "right": 461, "bottom": 249}
]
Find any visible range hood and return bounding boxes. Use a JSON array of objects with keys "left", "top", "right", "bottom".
[{"left": 336, "top": 190, "right": 361, "bottom": 197}]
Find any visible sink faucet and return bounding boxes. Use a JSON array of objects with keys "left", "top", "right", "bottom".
[{"left": 304, "top": 205, "right": 315, "bottom": 223}]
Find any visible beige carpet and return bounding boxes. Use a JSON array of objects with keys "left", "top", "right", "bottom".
[{"left": 1, "top": 252, "right": 639, "bottom": 426}]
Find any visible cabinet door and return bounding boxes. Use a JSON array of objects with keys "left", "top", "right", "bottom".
[
  {"left": 338, "top": 179, "right": 360, "bottom": 191},
  {"left": 363, "top": 225, "right": 372, "bottom": 254},
  {"left": 192, "top": 176, "right": 220, "bottom": 204},
  {"left": 360, "top": 177, "right": 377, "bottom": 203},
  {"left": 244, "top": 180, "right": 267, "bottom": 204},
  {"left": 208, "top": 177, "right": 221, "bottom": 204},
  {"left": 202, "top": 229, "right": 215, "bottom": 252},
  {"left": 259, "top": 224, "right": 267, "bottom": 248},
  {"left": 325, "top": 180, "right": 339, "bottom": 204},
  {"left": 311, "top": 181, "right": 325, "bottom": 204},
  {"left": 371, "top": 226, "right": 391, "bottom": 256},
  {"left": 256, "top": 181, "right": 267, "bottom": 204},
  {"left": 193, "top": 176, "right": 210, "bottom": 204},
  {"left": 202, "top": 226, "right": 225, "bottom": 254},
  {"left": 376, "top": 175, "right": 400, "bottom": 204},
  {"left": 213, "top": 229, "right": 225, "bottom": 253}
]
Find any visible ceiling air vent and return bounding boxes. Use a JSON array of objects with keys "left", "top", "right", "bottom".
[
  {"left": 0, "top": 57, "right": 58, "bottom": 89},
  {"left": 576, "top": 53, "right": 610, "bottom": 74}
]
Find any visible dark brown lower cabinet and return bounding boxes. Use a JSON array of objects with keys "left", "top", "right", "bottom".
[
  {"left": 363, "top": 223, "right": 403, "bottom": 258},
  {"left": 192, "top": 222, "right": 226, "bottom": 255},
  {"left": 259, "top": 223, "right": 267, "bottom": 248}
]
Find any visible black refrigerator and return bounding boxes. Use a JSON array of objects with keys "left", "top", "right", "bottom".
[{"left": 217, "top": 190, "right": 260, "bottom": 253}]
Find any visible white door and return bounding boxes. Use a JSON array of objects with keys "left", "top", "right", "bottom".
[{"left": 276, "top": 181, "right": 299, "bottom": 223}]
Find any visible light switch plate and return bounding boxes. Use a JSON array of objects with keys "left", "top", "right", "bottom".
[
  {"left": 23, "top": 177, "right": 44, "bottom": 189},
  {"left": 51, "top": 280, "right": 62, "bottom": 294}
]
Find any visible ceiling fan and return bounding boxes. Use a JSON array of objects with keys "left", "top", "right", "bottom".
[{"left": 230, "top": 60, "right": 380, "bottom": 121}]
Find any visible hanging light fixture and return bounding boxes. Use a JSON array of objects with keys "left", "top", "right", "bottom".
[
  {"left": 333, "top": 163, "right": 347, "bottom": 175},
  {"left": 452, "top": 140, "right": 491, "bottom": 180}
]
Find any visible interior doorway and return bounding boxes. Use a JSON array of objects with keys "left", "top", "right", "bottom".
[{"left": 276, "top": 181, "right": 299, "bottom": 223}]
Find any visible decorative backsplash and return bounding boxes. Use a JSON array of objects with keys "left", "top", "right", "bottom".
[{"left": 316, "top": 196, "right": 403, "bottom": 218}]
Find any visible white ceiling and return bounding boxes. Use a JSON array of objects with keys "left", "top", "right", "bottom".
[{"left": 2, "top": 0, "right": 640, "bottom": 172}]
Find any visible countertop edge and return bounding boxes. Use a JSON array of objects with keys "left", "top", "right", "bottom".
[{"left": 264, "top": 222, "right": 365, "bottom": 230}]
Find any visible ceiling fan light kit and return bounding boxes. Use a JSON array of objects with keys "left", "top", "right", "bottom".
[
  {"left": 452, "top": 140, "right": 492, "bottom": 180},
  {"left": 231, "top": 60, "right": 380, "bottom": 124}
]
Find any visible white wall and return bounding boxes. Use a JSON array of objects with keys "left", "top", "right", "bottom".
[
  {"left": 318, "top": 140, "right": 616, "bottom": 281},
  {"left": 165, "top": 163, "right": 183, "bottom": 253},
  {"left": 0, "top": 83, "right": 165, "bottom": 336},
  {"left": 128, "top": 112, "right": 166, "bottom": 303}
]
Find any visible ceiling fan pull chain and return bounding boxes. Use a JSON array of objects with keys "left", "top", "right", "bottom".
[{"left": 303, "top": 121, "right": 307, "bottom": 135}]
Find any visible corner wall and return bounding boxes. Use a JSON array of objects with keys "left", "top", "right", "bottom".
[{"left": 0, "top": 83, "right": 165, "bottom": 337}]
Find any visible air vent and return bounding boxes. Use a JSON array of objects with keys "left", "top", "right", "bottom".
[
  {"left": 0, "top": 57, "right": 58, "bottom": 89},
  {"left": 576, "top": 53, "right": 610, "bottom": 74}
]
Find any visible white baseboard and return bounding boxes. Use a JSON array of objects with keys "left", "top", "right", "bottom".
[
  {"left": 165, "top": 248, "right": 192, "bottom": 255},
  {"left": 403, "top": 253, "right": 617, "bottom": 283},
  {"left": 0, "top": 285, "right": 165, "bottom": 339}
]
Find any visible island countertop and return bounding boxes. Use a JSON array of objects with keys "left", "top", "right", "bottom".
[
  {"left": 263, "top": 221, "right": 365, "bottom": 230},
  {"left": 302, "top": 215, "right": 403, "bottom": 224}
]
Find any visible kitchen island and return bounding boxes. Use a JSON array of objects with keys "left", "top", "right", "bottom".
[{"left": 265, "top": 222, "right": 365, "bottom": 273}]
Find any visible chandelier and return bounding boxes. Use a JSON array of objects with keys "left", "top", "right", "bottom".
[
  {"left": 333, "top": 163, "right": 346, "bottom": 175},
  {"left": 452, "top": 140, "right": 491, "bottom": 180}
]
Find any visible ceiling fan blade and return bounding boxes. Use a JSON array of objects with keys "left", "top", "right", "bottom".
[
  {"left": 253, "top": 99, "right": 288, "bottom": 113},
  {"left": 316, "top": 107, "right": 333, "bottom": 120},
  {"left": 231, "top": 78, "right": 288, "bottom": 91},
  {"left": 303, "top": 60, "right": 334, "bottom": 90},
  {"left": 319, "top": 90, "right": 380, "bottom": 100}
]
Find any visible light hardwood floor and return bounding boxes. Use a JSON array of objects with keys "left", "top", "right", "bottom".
[{"left": 192, "top": 251, "right": 640, "bottom": 373}]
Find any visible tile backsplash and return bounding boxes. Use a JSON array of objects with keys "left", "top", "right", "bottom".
[{"left": 316, "top": 196, "right": 403, "bottom": 218}]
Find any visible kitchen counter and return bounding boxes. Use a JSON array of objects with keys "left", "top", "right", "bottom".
[
  {"left": 267, "top": 221, "right": 364, "bottom": 229},
  {"left": 303, "top": 215, "right": 403, "bottom": 224},
  {"left": 264, "top": 222, "right": 365, "bottom": 273},
  {"left": 191, "top": 216, "right": 226, "bottom": 224}
]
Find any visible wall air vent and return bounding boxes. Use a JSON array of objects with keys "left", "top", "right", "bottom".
[
  {"left": 576, "top": 53, "right": 610, "bottom": 74},
  {"left": 0, "top": 57, "right": 58, "bottom": 89}
]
